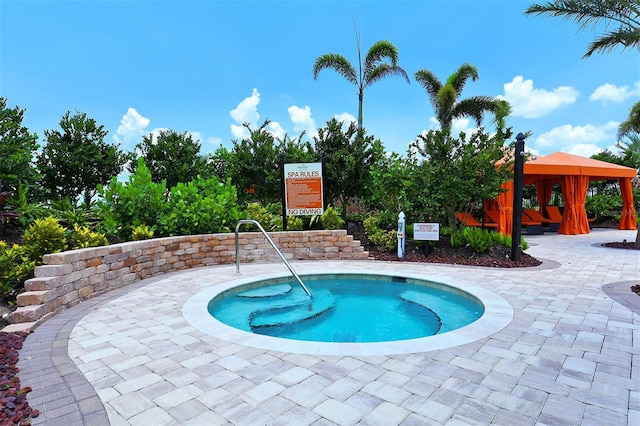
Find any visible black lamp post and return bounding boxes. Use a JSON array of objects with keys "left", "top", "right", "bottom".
[{"left": 510, "top": 133, "right": 525, "bottom": 261}]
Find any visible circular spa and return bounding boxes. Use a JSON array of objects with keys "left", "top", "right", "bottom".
[
  {"left": 209, "top": 274, "right": 483, "bottom": 342},
  {"left": 183, "top": 269, "right": 514, "bottom": 356}
]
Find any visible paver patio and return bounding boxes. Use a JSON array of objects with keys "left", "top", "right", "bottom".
[{"left": 17, "top": 228, "right": 640, "bottom": 425}]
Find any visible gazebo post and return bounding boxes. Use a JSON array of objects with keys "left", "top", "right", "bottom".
[{"left": 511, "top": 133, "right": 525, "bottom": 262}]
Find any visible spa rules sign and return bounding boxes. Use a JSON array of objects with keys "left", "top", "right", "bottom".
[{"left": 284, "top": 162, "right": 324, "bottom": 215}]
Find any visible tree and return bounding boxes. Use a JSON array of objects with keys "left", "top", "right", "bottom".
[
  {"left": 411, "top": 102, "right": 514, "bottom": 232},
  {"left": 618, "top": 102, "right": 640, "bottom": 141},
  {"left": 38, "top": 111, "right": 127, "bottom": 207},
  {"left": 313, "top": 118, "right": 381, "bottom": 219},
  {"left": 366, "top": 147, "right": 423, "bottom": 220},
  {"left": 130, "top": 130, "right": 208, "bottom": 190},
  {"left": 414, "top": 63, "right": 502, "bottom": 133},
  {"left": 313, "top": 33, "right": 409, "bottom": 129},
  {"left": 525, "top": 0, "right": 640, "bottom": 58},
  {"left": 0, "top": 98, "right": 40, "bottom": 195},
  {"left": 525, "top": 0, "right": 640, "bottom": 244},
  {"left": 411, "top": 129, "right": 513, "bottom": 232}
]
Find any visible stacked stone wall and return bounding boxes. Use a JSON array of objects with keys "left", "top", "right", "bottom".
[{"left": 4, "top": 230, "right": 368, "bottom": 332}]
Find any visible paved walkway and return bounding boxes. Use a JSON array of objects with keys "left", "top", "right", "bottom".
[{"left": 18, "top": 229, "right": 640, "bottom": 425}]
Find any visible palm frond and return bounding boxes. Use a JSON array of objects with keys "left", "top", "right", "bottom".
[
  {"left": 451, "top": 97, "right": 501, "bottom": 127},
  {"left": 313, "top": 54, "right": 358, "bottom": 85},
  {"left": 446, "top": 63, "right": 480, "bottom": 97},
  {"left": 415, "top": 70, "right": 442, "bottom": 112},
  {"left": 525, "top": 0, "right": 640, "bottom": 57},
  {"left": 586, "top": 26, "right": 640, "bottom": 56},
  {"left": 618, "top": 101, "right": 640, "bottom": 140},
  {"left": 365, "top": 64, "right": 410, "bottom": 87}
]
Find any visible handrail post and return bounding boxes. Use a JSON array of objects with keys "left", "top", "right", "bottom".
[{"left": 235, "top": 220, "right": 312, "bottom": 297}]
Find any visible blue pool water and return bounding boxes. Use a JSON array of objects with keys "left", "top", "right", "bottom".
[{"left": 208, "top": 274, "right": 484, "bottom": 343}]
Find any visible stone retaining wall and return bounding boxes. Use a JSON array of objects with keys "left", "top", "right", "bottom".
[{"left": 4, "top": 230, "right": 369, "bottom": 333}]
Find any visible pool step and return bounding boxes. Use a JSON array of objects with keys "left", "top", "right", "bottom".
[
  {"left": 399, "top": 291, "right": 443, "bottom": 334},
  {"left": 250, "top": 290, "right": 334, "bottom": 329},
  {"left": 237, "top": 284, "right": 292, "bottom": 298}
]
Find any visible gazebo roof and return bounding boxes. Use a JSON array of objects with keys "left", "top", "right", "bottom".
[{"left": 524, "top": 151, "right": 637, "bottom": 183}]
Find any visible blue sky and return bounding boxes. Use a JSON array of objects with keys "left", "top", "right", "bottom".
[{"left": 2, "top": 0, "right": 639, "bottom": 159}]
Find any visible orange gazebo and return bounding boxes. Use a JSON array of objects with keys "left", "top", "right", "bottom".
[{"left": 494, "top": 151, "right": 637, "bottom": 235}]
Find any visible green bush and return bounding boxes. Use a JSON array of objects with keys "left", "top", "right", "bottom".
[
  {"left": 23, "top": 216, "right": 68, "bottom": 262},
  {"left": 51, "top": 199, "right": 101, "bottom": 229},
  {"left": 97, "top": 158, "right": 168, "bottom": 241},
  {"left": 0, "top": 242, "right": 35, "bottom": 298},
  {"left": 320, "top": 206, "right": 345, "bottom": 230},
  {"left": 364, "top": 215, "right": 397, "bottom": 250},
  {"left": 69, "top": 224, "right": 108, "bottom": 249},
  {"left": 585, "top": 193, "right": 623, "bottom": 220},
  {"left": 450, "top": 229, "right": 465, "bottom": 248},
  {"left": 463, "top": 227, "right": 493, "bottom": 253},
  {"left": 10, "top": 185, "right": 49, "bottom": 228},
  {"left": 131, "top": 224, "right": 154, "bottom": 241},
  {"left": 286, "top": 215, "right": 303, "bottom": 231},
  {"left": 246, "top": 202, "right": 280, "bottom": 231},
  {"left": 161, "top": 176, "right": 242, "bottom": 236}
]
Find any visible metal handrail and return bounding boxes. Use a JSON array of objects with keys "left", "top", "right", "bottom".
[{"left": 235, "top": 220, "right": 312, "bottom": 297}]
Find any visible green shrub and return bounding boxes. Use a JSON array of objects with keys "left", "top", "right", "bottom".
[
  {"left": 364, "top": 215, "right": 397, "bottom": 250},
  {"left": 491, "top": 232, "right": 512, "bottom": 248},
  {"left": 463, "top": 227, "right": 493, "bottom": 253},
  {"left": 97, "top": 158, "right": 167, "bottom": 241},
  {"left": 246, "top": 202, "right": 279, "bottom": 231},
  {"left": 161, "top": 176, "right": 242, "bottom": 236},
  {"left": 23, "top": 216, "right": 68, "bottom": 262},
  {"left": 51, "top": 199, "right": 100, "bottom": 229},
  {"left": 10, "top": 185, "right": 48, "bottom": 228},
  {"left": 585, "top": 193, "right": 623, "bottom": 220},
  {"left": 0, "top": 242, "right": 35, "bottom": 298},
  {"left": 131, "top": 224, "right": 154, "bottom": 241},
  {"left": 450, "top": 229, "right": 465, "bottom": 248},
  {"left": 320, "top": 206, "right": 344, "bottom": 230},
  {"left": 69, "top": 224, "right": 108, "bottom": 249},
  {"left": 286, "top": 215, "right": 303, "bottom": 231}
]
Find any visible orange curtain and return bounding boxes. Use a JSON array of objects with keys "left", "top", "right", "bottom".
[
  {"left": 558, "top": 175, "right": 590, "bottom": 235},
  {"left": 496, "top": 181, "right": 513, "bottom": 236},
  {"left": 618, "top": 177, "right": 637, "bottom": 230},
  {"left": 534, "top": 179, "right": 554, "bottom": 213}
]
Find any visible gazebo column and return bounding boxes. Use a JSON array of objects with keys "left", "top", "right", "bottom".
[{"left": 619, "top": 177, "right": 637, "bottom": 230}]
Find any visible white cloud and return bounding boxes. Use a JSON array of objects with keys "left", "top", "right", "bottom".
[
  {"left": 498, "top": 76, "right": 578, "bottom": 119},
  {"left": 230, "top": 88, "right": 260, "bottom": 123},
  {"left": 114, "top": 107, "right": 150, "bottom": 147},
  {"left": 532, "top": 121, "right": 619, "bottom": 154},
  {"left": 267, "top": 121, "right": 286, "bottom": 140},
  {"left": 333, "top": 112, "right": 357, "bottom": 126},
  {"left": 589, "top": 82, "right": 640, "bottom": 103},
  {"left": 230, "top": 88, "right": 261, "bottom": 138},
  {"left": 451, "top": 117, "right": 477, "bottom": 136},
  {"left": 566, "top": 143, "right": 605, "bottom": 158},
  {"left": 188, "top": 131, "right": 203, "bottom": 143},
  {"left": 229, "top": 88, "right": 287, "bottom": 140},
  {"left": 288, "top": 105, "right": 317, "bottom": 138}
]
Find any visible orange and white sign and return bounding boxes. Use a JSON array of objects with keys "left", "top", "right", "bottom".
[{"left": 284, "top": 162, "right": 323, "bottom": 215}]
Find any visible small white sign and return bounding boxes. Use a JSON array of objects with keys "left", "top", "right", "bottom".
[{"left": 413, "top": 223, "right": 439, "bottom": 241}]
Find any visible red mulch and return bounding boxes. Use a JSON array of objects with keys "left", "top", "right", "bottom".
[{"left": 0, "top": 332, "right": 38, "bottom": 425}]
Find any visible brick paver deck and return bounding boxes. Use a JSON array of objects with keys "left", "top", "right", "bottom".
[{"left": 18, "top": 229, "right": 640, "bottom": 425}]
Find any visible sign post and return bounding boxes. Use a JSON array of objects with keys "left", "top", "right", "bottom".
[
  {"left": 284, "top": 162, "right": 324, "bottom": 216},
  {"left": 413, "top": 222, "right": 440, "bottom": 256}
]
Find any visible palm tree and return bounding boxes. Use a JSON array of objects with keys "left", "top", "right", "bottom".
[
  {"left": 525, "top": 0, "right": 640, "bottom": 58},
  {"left": 618, "top": 102, "right": 640, "bottom": 140},
  {"left": 313, "top": 35, "right": 409, "bottom": 129},
  {"left": 414, "top": 63, "right": 501, "bottom": 132}
]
